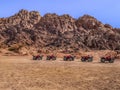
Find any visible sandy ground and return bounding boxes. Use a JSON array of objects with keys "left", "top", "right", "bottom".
[{"left": 0, "top": 56, "right": 120, "bottom": 90}]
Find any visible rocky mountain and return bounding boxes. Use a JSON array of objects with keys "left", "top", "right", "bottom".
[{"left": 0, "top": 9, "right": 120, "bottom": 55}]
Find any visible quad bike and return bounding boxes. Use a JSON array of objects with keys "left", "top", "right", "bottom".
[
  {"left": 81, "top": 55, "right": 93, "bottom": 62},
  {"left": 63, "top": 55, "right": 75, "bottom": 61},
  {"left": 100, "top": 56, "right": 115, "bottom": 63},
  {"left": 33, "top": 55, "right": 43, "bottom": 60},
  {"left": 46, "top": 55, "right": 56, "bottom": 60}
]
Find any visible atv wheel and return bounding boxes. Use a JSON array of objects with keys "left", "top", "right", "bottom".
[
  {"left": 64, "top": 57, "right": 66, "bottom": 61},
  {"left": 38, "top": 56, "right": 42, "bottom": 60},
  {"left": 46, "top": 56, "right": 50, "bottom": 60},
  {"left": 81, "top": 58, "right": 85, "bottom": 62},
  {"left": 69, "top": 58, "right": 71, "bottom": 61},
  {"left": 53, "top": 57, "right": 56, "bottom": 60},
  {"left": 101, "top": 59, "right": 105, "bottom": 63},
  {"left": 109, "top": 59, "right": 114, "bottom": 63},
  {"left": 72, "top": 57, "right": 74, "bottom": 61},
  {"left": 33, "top": 56, "right": 37, "bottom": 60},
  {"left": 88, "top": 57, "right": 93, "bottom": 62}
]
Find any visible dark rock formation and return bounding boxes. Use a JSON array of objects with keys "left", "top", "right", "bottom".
[{"left": 0, "top": 9, "right": 120, "bottom": 54}]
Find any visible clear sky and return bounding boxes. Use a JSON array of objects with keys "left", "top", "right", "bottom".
[{"left": 0, "top": 0, "right": 120, "bottom": 28}]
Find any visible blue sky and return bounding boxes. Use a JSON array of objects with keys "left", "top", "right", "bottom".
[{"left": 0, "top": 0, "right": 120, "bottom": 28}]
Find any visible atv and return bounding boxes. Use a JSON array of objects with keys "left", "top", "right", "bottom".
[
  {"left": 63, "top": 55, "right": 75, "bottom": 61},
  {"left": 46, "top": 55, "right": 56, "bottom": 60},
  {"left": 33, "top": 55, "right": 43, "bottom": 60},
  {"left": 100, "top": 56, "right": 115, "bottom": 63},
  {"left": 81, "top": 55, "right": 93, "bottom": 62}
]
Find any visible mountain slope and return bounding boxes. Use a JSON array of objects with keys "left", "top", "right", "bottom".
[{"left": 0, "top": 9, "right": 120, "bottom": 54}]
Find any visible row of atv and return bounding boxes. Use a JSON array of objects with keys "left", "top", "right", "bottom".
[
  {"left": 33, "top": 55, "right": 115, "bottom": 63},
  {"left": 33, "top": 55, "right": 56, "bottom": 60}
]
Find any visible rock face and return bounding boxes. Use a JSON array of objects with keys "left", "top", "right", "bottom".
[{"left": 0, "top": 9, "right": 120, "bottom": 54}]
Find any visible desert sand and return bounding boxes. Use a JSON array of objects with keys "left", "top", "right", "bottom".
[{"left": 0, "top": 55, "right": 120, "bottom": 90}]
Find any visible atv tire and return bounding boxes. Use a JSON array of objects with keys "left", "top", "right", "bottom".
[
  {"left": 109, "top": 59, "right": 114, "bottom": 63},
  {"left": 46, "top": 57, "right": 50, "bottom": 60},
  {"left": 53, "top": 57, "right": 56, "bottom": 60},
  {"left": 88, "top": 57, "right": 93, "bottom": 62},
  {"left": 81, "top": 58, "right": 85, "bottom": 62},
  {"left": 38, "top": 56, "right": 42, "bottom": 60},
  {"left": 101, "top": 59, "right": 105, "bottom": 63}
]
